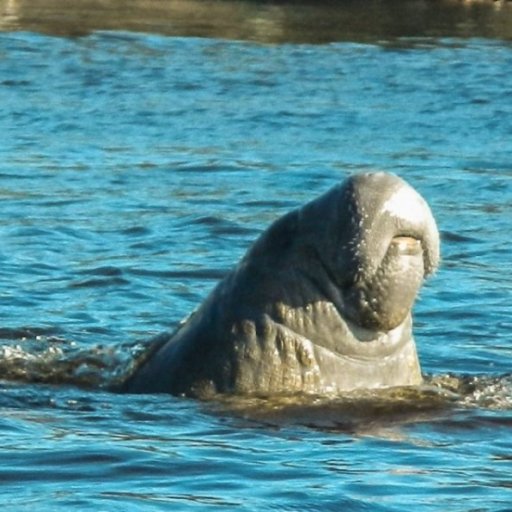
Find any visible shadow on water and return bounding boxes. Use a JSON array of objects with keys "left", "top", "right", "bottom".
[
  {"left": 207, "top": 374, "right": 512, "bottom": 434},
  {"left": 1, "top": 0, "right": 512, "bottom": 43}
]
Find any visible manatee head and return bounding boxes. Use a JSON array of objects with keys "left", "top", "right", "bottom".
[{"left": 299, "top": 172, "right": 440, "bottom": 334}]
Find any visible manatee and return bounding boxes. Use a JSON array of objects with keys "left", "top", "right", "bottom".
[{"left": 122, "top": 172, "right": 440, "bottom": 398}]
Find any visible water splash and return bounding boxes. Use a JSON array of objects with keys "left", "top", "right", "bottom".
[
  {"left": 0, "top": 333, "right": 146, "bottom": 390},
  {"left": 428, "top": 373, "right": 512, "bottom": 410}
]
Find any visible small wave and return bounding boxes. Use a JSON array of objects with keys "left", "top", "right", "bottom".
[
  {"left": 129, "top": 267, "right": 227, "bottom": 281},
  {"left": 189, "top": 215, "right": 257, "bottom": 237},
  {"left": 440, "top": 230, "right": 481, "bottom": 243},
  {"left": 0, "top": 326, "right": 62, "bottom": 340},
  {"left": 121, "top": 226, "right": 151, "bottom": 236},
  {"left": 69, "top": 276, "right": 130, "bottom": 288},
  {"left": 70, "top": 265, "right": 130, "bottom": 288},
  {"left": 428, "top": 373, "right": 512, "bottom": 410},
  {"left": 0, "top": 336, "right": 145, "bottom": 390},
  {"left": 77, "top": 266, "right": 124, "bottom": 277}
]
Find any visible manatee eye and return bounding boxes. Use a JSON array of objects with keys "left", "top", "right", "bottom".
[{"left": 390, "top": 236, "right": 422, "bottom": 257}]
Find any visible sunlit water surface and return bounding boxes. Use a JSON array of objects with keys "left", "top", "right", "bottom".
[{"left": 0, "top": 31, "right": 511, "bottom": 511}]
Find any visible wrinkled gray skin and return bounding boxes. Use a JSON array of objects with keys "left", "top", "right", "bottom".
[{"left": 123, "top": 172, "right": 440, "bottom": 398}]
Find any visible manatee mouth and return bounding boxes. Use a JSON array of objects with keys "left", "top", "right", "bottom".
[
  {"left": 342, "top": 235, "right": 425, "bottom": 332},
  {"left": 391, "top": 235, "right": 422, "bottom": 256}
]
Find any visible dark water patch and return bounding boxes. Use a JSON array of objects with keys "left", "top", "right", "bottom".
[
  {"left": 441, "top": 230, "right": 482, "bottom": 243},
  {"left": 69, "top": 277, "right": 130, "bottom": 289},
  {"left": 191, "top": 215, "right": 256, "bottom": 237},
  {"left": 0, "top": 449, "right": 129, "bottom": 483},
  {"left": 121, "top": 225, "right": 152, "bottom": 236},
  {"left": 39, "top": 198, "right": 88, "bottom": 208},
  {"left": 172, "top": 162, "right": 251, "bottom": 174},
  {"left": 70, "top": 266, "right": 130, "bottom": 289},
  {"left": 432, "top": 410, "right": 512, "bottom": 432},
  {"left": 77, "top": 266, "right": 124, "bottom": 277},
  {"left": 1, "top": 79, "right": 31, "bottom": 86},
  {"left": 261, "top": 496, "right": 391, "bottom": 512},
  {"left": 0, "top": 326, "right": 62, "bottom": 340},
  {"left": 242, "top": 199, "right": 297, "bottom": 209},
  {"left": 128, "top": 267, "right": 228, "bottom": 281},
  {"left": 99, "top": 491, "right": 242, "bottom": 508}
]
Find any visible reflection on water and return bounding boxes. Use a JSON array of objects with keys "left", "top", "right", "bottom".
[
  {"left": 209, "top": 375, "right": 512, "bottom": 434},
  {"left": 1, "top": 0, "right": 512, "bottom": 42}
]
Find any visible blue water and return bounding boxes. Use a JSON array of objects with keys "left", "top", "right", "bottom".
[{"left": 0, "top": 31, "right": 511, "bottom": 511}]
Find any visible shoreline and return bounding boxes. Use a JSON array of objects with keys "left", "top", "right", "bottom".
[{"left": 1, "top": 0, "right": 512, "bottom": 43}]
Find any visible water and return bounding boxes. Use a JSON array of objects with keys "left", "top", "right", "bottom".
[{"left": 1, "top": 3, "right": 512, "bottom": 511}]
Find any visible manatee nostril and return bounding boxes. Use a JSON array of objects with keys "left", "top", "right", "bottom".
[{"left": 390, "top": 236, "right": 422, "bottom": 257}]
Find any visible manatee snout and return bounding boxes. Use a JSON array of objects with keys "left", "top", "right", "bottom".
[
  {"left": 343, "top": 235, "right": 426, "bottom": 331},
  {"left": 338, "top": 173, "right": 440, "bottom": 332}
]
